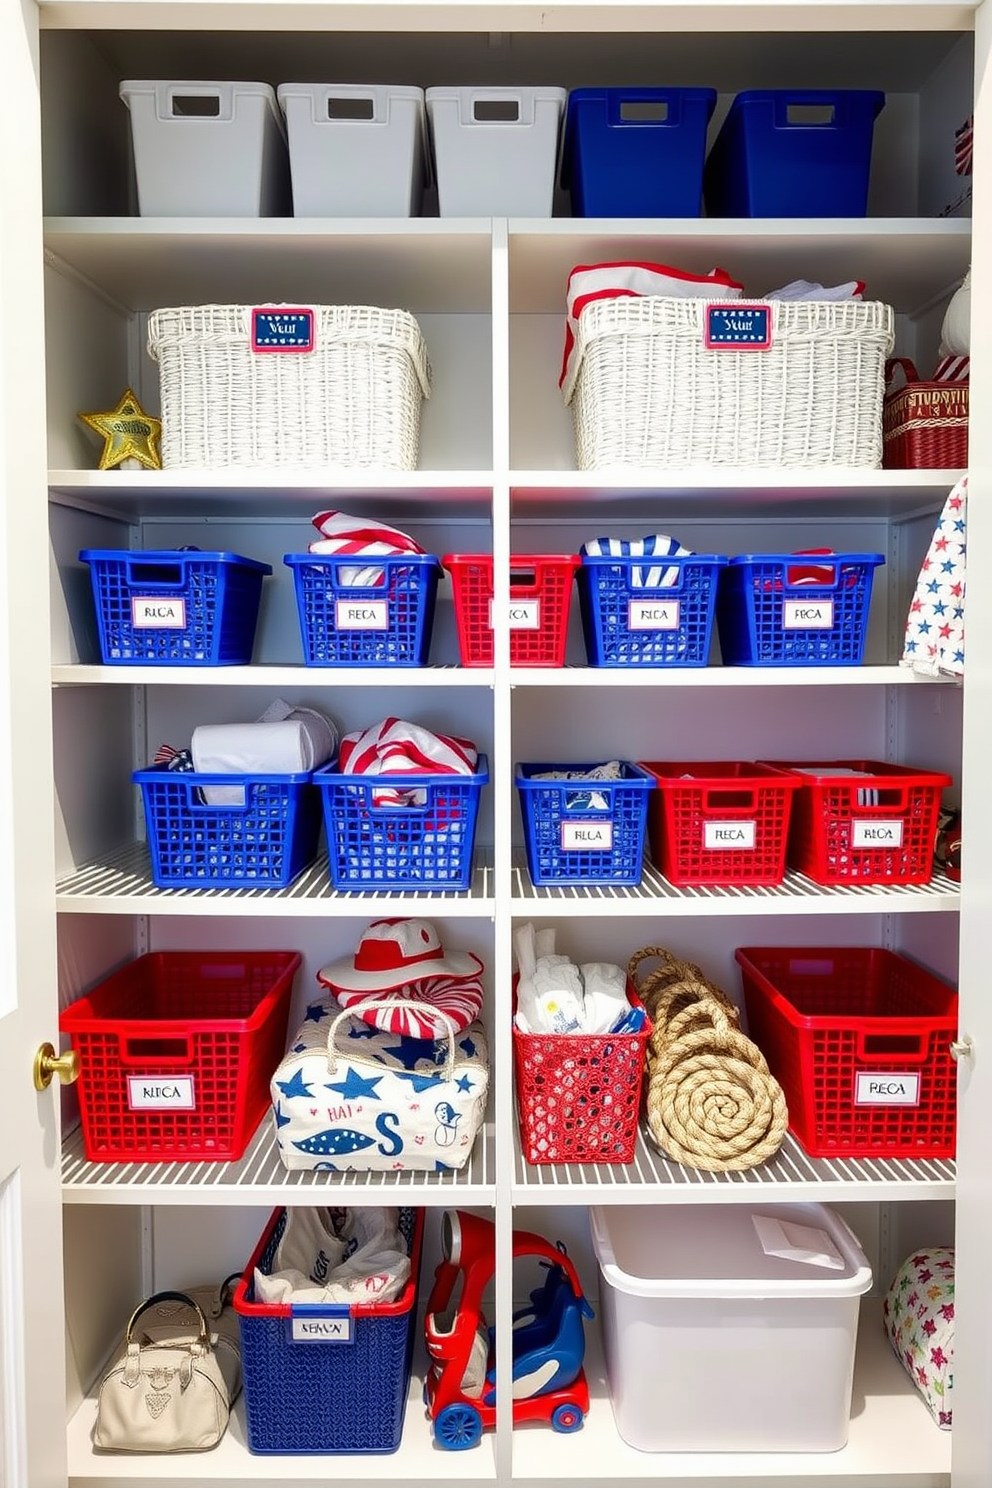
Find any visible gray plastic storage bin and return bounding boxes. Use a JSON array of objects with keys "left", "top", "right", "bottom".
[
  {"left": 119, "top": 80, "right": 290, "bottom": 216},
  {"left": 426, "top": 86, "right": 566, "bottom": 216},
  {"left": 277, "top": 84, "right": 426, "bottom": 216}
]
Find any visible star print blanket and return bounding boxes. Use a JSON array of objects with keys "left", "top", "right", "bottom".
[
  {"left": 270, "top": 994, "right": 489, "bottom": 1172},
  {"left": 901, "top": 476, "right": 966, "bottom": 678}
]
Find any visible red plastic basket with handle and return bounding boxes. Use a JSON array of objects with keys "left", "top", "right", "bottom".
[
  {"left": 444, "top": 554, "right": 579, "bottom": 666},
  {"left": 642, "top": 760, "right": 800, "bottom": 886}
]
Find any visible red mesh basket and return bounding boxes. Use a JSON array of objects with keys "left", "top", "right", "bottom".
[
  {"left": 444, "top": 554, "right": 579, "bottom": 666},
  {"left": 60, "top": 951, "right": 300, "bottom": 1163},
  {"left": 765, "top": 758, "right": 950, "bottom": 885},
  {"left": 513, "top": 976, "right": 651, "bottom": 1164},
  {"left": 641, "top": 760, "right": 800, "bottom": 886},
  {"left": 883, "top": 358, "right": 968, "bottom": 470},
  {"left": 736, "top": 946, "right": 958, "bottom": 1157}
]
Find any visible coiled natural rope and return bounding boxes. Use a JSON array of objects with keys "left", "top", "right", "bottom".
[{"left": 628, "top": 946, "right": 788, "bottom": 1173}]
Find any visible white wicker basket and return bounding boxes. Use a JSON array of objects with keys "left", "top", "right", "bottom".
[
  {"left": 147, "top": 303, "right": 432, "bottom": 470},
  {"left": 562, "top": 296, "right": 895, "bottom": 469}
]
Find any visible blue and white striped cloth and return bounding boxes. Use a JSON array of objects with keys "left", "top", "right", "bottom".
[{"left": 580, "top": 534, "right": 693, "bottom": 588}]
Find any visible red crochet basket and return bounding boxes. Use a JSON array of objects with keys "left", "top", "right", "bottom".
[{"left": 883, "top": 358, "right": 968, "bottom": 470}]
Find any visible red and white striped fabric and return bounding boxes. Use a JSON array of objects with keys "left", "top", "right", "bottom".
[
  {"left": 933, "top": 355, "right": 970, "bottom": 384},
  {"left": 559, "top": 261, "right": 744, "bottom": 388},
  {"left": 339, "top": 717, "right": 479, "bottom": 806},
  {"left": 955, "top": 115, "right": 973, "bottom": 176},
  {"left": 308, "top": 509, "right": 425, "bottom": 587},
  {"left": 329, "top": 976, "right": 486, "bottom": 1040}
]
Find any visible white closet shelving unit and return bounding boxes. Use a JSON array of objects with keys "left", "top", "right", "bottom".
[{"left": 2, "top": 2, "right": 988, "bottom": 1487}]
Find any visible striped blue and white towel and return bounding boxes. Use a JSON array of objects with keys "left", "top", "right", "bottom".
[{"left": 581, "top": 534, "right": 693, "bottom": 588}]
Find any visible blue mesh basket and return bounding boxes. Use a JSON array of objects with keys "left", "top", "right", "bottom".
[
  {"left": 80, "top": 550, "right": 271, "bottom": 665},
  {"left": 133, "top": 765, "right": 323, "bottom": 889},
  {"left": 315, "top": 758, "right": 488, "bottom": 890},
  {"left": 284, "top": 553, "right": 441, "bottom": 666},
  {"left": 716, "top": 552, "right": 885, "bottom": 666},
  {"left": 234, "top": 1207, "right": 423, "bottom": 1455},
  {"left": 578, "top": 554, "right": 727, "bottom": 667},
  {"left": 516, "top": 762, "right": 656, "bottom": 885}
]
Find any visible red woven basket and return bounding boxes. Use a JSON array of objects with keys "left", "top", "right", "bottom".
[{"left": 883, "top": 358, "right": 968, "bottom": 470}]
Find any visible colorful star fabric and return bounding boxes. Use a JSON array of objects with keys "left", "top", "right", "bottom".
[
  {"left": 901, "top": 476, "right": 966, "bottom": 678},
  {"left": 883, "top": 1247, "right": 954, "bottom": 1429}
]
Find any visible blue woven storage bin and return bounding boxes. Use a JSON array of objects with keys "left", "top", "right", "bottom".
[
  {"left": 284, "top": 553, "right": 441, "bottom": 666},
  {"left": 704, "top": 89, "right": 885, "bottom": 218},
  {"left": 234, "top": 1207, "right": 423, "bottom": 1455},
  {"left": 80, "top": 549, "right": 271, "bottom": 665},
  {"left": 315, "top": 756, "right": 488, "bottom": 890},
  {"left": 516, "top": 762, "right": 656, "bottom": 885},
  {"left": 563, "top": 87, "right": 717, "bottom": 217},
  {"left": 578, "top": 554, "right": 727, "bottom": 667},
  {"left": 133, "top": 764, "right": 323, "bottom": 888},
  {"left": 716, "top": 552, "right": 885, "bottom": 666}
]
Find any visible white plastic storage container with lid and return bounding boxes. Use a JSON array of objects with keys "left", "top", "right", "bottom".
[
  {"left": 119, "top": 80, "right": 290, "bottom": 217},
  {"left": 277, "top": 84, "right": 427, "bottom": 217},
  {"left": 425, "top": 86, "right": 567, "bottom": 216},
  {"left": 589, "top": 1201, "right": 872, "bottom": 1453}
]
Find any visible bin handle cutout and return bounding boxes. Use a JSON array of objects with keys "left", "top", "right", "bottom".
[
  {"left": 785, "top": 103, "right": 836, "bottom": 125},
  {"left": 704, "top": 787, "right": 758, "bottom": 811},
  {"left": 857, "top": 1031, "right": 927, "bottom": 1062},
  {"left": 126, "top": 560, "right": 184, "bottom": 588},
  {"left": 473, "top": 98, "right": 520, "bottom": 122},
  {"left": 619, "top": 99, "right": 669, "bottom": 122},
  {"left": 327, "top": 97, "right": 375, "bottom": 121},
  {"left": 170, "top": 93, "right": 221, "bottom": 118},
  {"left": 510, "top": 566, "right": 539, "bottom": 589},
  {"left": 120, "top": 1035, "right": 195, "bottom": 1066}
]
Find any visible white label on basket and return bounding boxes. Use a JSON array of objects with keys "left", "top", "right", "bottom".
[
  {"left": 852, "top": 819, "right": 904, "bottom": 848},
  {"left": 127, "top": 1076, "right": 195, "bottom": 1110},
  {"left": 704, "top": 820, "right": 756, "bottom": 850},
  {"left": 561, "top": 820, "right": 613, "bottom": 851},
  {"left": 334, "top": 599, "right": 389, "bottom": 630},
  {"left": 855, "top": 1072, "right": 921, "bottom": 1106},
  {"left": 290, "top": 1316, "right": 353, "bottom": 1344},
  {"left": 489, "top": 598, "right": 541, "bottom": 630},
  {"left": 782, "top": 599, "right": 834, "bottom": 630},
  {"left": 131, "top": 596, "right": 186, "bottom": 629},
  {"left": 628, "top": 598, "right": 680, "bottom": 630}
]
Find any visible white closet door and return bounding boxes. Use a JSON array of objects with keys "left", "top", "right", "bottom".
[{"left": 0, "top": 2, "right": 68, "bottom": 1484}]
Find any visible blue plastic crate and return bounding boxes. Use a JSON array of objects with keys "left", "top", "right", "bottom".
[
  {"left": 563, "top": 87, "right": 717, "bottom": 217},
  {"left": 704, "top": 89, "right": 885, "bottom": 218},
  {"left": 516, "top": 762, "right": 656, "bottom": 885},
  {"left": 315, "top": 757, "right": 489, "bottom": 890},
  {"left": 578, "top": 554, "right": 728, "bottom": 667},
  {"left": 283, "top": 553, "right": 441, "bottom": 666},
  {"left": 80, "top": 549, "right": 271, "bottom": 665},
  {"left": 716, "top": 552, "right": 885, "bottom": 666},
  {"left": 234, "top": 1207, "right": 423, "bottom": 1455},
  {"left": 133, "top": 764, "right": 323, "bottom": 888}
]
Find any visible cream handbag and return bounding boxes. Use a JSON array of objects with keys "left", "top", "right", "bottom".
[{"left": 94, "top": 1279, "right": 242, "bottom": 1453}]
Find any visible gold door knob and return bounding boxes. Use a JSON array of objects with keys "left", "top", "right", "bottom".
[{"left": 33, "top": 1043, "right": 80, "bottom": 1092}]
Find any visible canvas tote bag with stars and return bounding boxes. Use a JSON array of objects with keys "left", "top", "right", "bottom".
[{"left": 270, "top": 995, "right": 489, "bottom": 1173}]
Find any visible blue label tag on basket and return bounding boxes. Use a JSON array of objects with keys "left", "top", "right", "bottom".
[
  {"left": 704, "top": 304, "right": 772, "bottom": 350},
  {"left": 251, "top": 308, "right": 316, "bottom": 353}
]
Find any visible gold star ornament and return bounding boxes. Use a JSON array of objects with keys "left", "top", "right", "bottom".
[{"left": 78, "top": 388, "right": 162, "bottom": 471}]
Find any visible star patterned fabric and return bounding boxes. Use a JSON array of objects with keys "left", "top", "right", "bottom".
[{"left": 901, "top": 476, "right": 966, "bottom": 678}]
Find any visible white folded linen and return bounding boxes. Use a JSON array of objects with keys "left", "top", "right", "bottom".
[{"left": 193, "top": 699, "right": 337, "bottom": 805}]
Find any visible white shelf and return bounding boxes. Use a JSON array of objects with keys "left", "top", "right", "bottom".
[
  {"left": 44, "top": 218, "right": 494, "bottom": 314},
  {"left": 513, "top": 1124, "right": 954, "bottom": 1205},
  {"left": 67, "top": 1361, "right": 495, "bottom": 1483},
  {"left": 509, "top": 665, "right": 953, "bottom": 688},
  {"left": 508, "top": 218, "right": 972, "bottom": 314},
  {"left": 55, "top": 844, "right": 495, "bottom": 916},
  {"left": 53, "top": 664, "right": 494, "bottom": 688},
  {"left": 48, "top": 470, "right": 493, "bottom": 523},
  {"left": 61, "top": 1119, "right": 496, "bottom": 1206},
  {"left": 512, "top": 1303, "right": 951, "bottom": 1480},
  {"left": 510, "top": 851, "right": 960, "bottom": 916},
  {"left": 510, "top": 469, "right": 964, "bottom": 520}
]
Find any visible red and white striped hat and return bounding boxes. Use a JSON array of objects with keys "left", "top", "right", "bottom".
[{"left": 318, "top": 920, "right": 484, "bottom": 1038}]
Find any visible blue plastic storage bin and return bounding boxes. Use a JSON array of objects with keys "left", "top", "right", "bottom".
[
  {"left": 234, "top": 1207, "right": 423, "bottom": 1455},
  {"left": 563, "top": 87, "right": 717, "bottom": 217},
  {"left": 315, "top": 756, "right": 489, "bottom": 890},
  {"left": 133, "top": 764, "right": 323, "bottom": 888},
  {"left": 80, "top": 549, "right": 271, "bottom": 665},
  {"left": 578, "top": 554, "right": 727, "bottom": 667},
  {"left": 704, "top": 90, "right": 885, "bottom": 218},
  {"left": 283, "top": 553, "right": 441, "bottom": 666},
  {"left": 516, "top": 762, "right": 656, "bottom": 885},
  {"left": 716, "top": 552, "right": 885, "bottom": 666}
]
